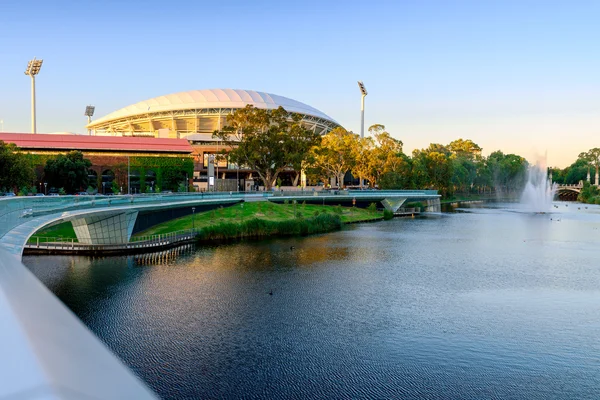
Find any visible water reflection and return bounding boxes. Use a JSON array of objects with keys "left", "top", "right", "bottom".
[{"left": 23, "top": 202, "right": 600, "bottom": 399}]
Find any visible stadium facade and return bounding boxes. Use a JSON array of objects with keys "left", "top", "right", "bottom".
[{"left": 86, "top": 89, "right": 340, "bottom": 138}]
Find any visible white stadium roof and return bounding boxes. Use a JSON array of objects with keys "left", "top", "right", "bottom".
[{"left": 91, "top": 89, "right": 338, "bottom": 126}]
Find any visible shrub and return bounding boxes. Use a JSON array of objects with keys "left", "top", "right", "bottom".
[
  {"left": 284, "top": 199, "right": 289, "bottom": 205},
  {"left": 196, "top": 214, "right": 342, "bottom": 242},
  {"left": 383, "top": 209, "right": 394, "bottom": 220},
  {"left": 367, "top": 202, "right": 378, "bottom": 212}
]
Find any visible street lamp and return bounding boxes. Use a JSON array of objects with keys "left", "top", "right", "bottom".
[
  {"left": 192, "top": 207, "right": 196, "bottom": 232},
  {"left": 25, "top": 58, "right": 43, "bottom": 134},
  {"left": 85, "top": 106, "right": 95, "bottom": 135},
  {"left": 44, "top": 182, "right": 47, "bottom": 195},
  {"left": 357, "top": 81, "right": 367, "bottom": 138}
]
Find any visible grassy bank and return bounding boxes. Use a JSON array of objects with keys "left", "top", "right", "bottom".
[
  {"left": 134, "top": 201, "right": 382, "bottom": 237},
  {"left": 197, "top": 213, "right": 343, "bottom": 241},
  {"left": 31, "top": 202, "right": 383, "bottom": 241}
]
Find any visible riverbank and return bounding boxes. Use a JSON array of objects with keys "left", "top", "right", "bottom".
[
  {"left": 29, "top": 202, "right": 384, "bottom": 243},
  {"left": 134, "top": 202, "right": 382, "bottom": 237}
]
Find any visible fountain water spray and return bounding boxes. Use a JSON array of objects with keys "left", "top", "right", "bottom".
[{"left": 520, "top": 159, "right": 557, "bottom": 212}]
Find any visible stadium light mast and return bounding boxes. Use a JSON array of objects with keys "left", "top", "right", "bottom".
[
  {"left": 357, "top": 81, "right": 367, "bottom": 138},
  {"left": 25, "top": 57, "right": 43, "bottom": 134},
  {"left": 85, "top": 105, "right": 95, "bottom": 135}
]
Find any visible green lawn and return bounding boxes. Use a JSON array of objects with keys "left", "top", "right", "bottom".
[
  {"left": 29, "top": 222, "right": 77, "bottom": 242},
  {"left": 133, "top": 201, "right": 382, "bottom": 237},
  {"left": 30, "top": 201, "right": 383, "bottom": 241}
]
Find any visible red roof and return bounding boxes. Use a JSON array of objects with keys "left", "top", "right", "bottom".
[{"left": 0, "top": 133, "right": 193, "bottom": 154}]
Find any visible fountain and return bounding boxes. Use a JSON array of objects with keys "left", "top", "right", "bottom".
[{"left": 520, "top": 161, "right": 557, "bottom": 213}]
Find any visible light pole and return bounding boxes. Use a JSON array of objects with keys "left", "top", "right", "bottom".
[
  {"left": 192, "top": 207, "right": 196, "bottom": 232},
  {"left": 44, "top": 182, "right": 47, "bottom": 195},
  {"left": 357, "top": 81, "right": 367, "bottom": 139},
  {"left": 85, "top": 106, "right": 95, "bottom": 135},
  {"left": 127, "top": 156, "right": 130, "bottom": 195},
  {"left": 102, "top": 181, "right": 106, "bottom": 194},
  {"left": 25, "top": 58, "right": 43, "bottom": 134},
  {"left": 357, "top": 81, "right": 368, "bottom": 189}
]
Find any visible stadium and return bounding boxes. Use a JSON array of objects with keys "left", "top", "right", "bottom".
[{"left": 86, "top": 89, "right": 340, "bottom": 138}]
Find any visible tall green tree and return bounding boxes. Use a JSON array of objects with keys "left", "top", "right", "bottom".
[
  {"left": 214, "top": 105, "right": 320, "bottom": 190},
  {"left": 0, "top": 141, "right": 34, "bottom": 192},
  {"left": 44, "top": 151, "right": 92, "bottom": 194},
  {"left": 307, "top": 127, "right": 358, "bottom": 188},
  {"left": 579, "top": 148, "right": 600, "bottom": 185}
]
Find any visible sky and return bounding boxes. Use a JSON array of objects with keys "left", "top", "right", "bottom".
[{"left": 1, "top": 0, "right": 599, "bottom": 168}]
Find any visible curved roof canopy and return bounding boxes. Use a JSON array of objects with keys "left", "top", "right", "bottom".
[{"left": 90, "top": 89, "right": 337, "bottom": 127}]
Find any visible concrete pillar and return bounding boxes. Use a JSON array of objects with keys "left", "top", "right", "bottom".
[
  {"left": 424, "top": 198, "right": 441, "bottom": 213},
  {"left": 71, "top": 211, "right": 138, "bottom": 245},
  {"left": 381, "top": 198, "right": 407, "bottom": 213}
]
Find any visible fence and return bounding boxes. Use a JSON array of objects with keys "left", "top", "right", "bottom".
[{"left": 25, "top": 228, "right": 199, "bottom": 253}]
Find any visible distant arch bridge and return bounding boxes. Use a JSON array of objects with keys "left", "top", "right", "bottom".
[{"left": 556, "top": 183, "right": 583, "bottom": 201}]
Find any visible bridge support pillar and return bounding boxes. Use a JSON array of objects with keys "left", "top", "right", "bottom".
[
  {"left": 381, "top": 198, "right": 407, "bottom": 213},
  {"left": 424, "top": 198, "right": 441, "bottom": 213},
  {"left": 71, "top": 211, "right": 138, "bottom": 245}
]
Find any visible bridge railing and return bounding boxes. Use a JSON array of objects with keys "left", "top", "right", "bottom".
[{"left": 26, "top": 228, "right": 201, "bottom": 252}]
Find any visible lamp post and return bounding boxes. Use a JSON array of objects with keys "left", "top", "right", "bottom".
[
  {"left": 102, "top": 181, "right": 106, "bottom": 195},
  {"left": 127, "top": 156, "right": 130, "bottom": 195},
  {"left": 357, "top": 81, "right": 367, "bottom": 139},
  {"left": 151, "top": 180, "right": 154, "bottom": 193},
  {"left": 192, "top": 207, "right": 196, "bottom": 232},
  {"left": 85, "top": 106, "right": 95, "bottom": 136},
  {"left": 357, "top": 81, "right": 368, "bottom": 188},
  {"left": 25, "top": 58, "right": 43, "bottom": 134},
  {"left": 44, "top": 182, "right": 47, "bottom": 195}
]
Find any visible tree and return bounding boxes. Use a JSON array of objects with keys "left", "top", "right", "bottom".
[
  {"left": 214, "top": 105, "right": 320, "bottom": 190},
  {"left": 579, "top": 148, "right": 600, "bottom": 186},
  {"left": 0, "top": 141, "right": 34, "bottom": 192},
  {"left": 44, "top": 151, "right": 92, "bottom": 194},
  {"left": 448, "top": 139, "right": 482, "bottom": 160},
  {"left": 412, "top": 144, "right": 454, "bottom": 196},
  {"left": 307, "top": 127, "right": 358, "bottom": 188}
]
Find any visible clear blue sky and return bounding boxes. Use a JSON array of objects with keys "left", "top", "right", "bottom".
[{"left": 1, "top": 0, "right": 599, "bottom": 167}]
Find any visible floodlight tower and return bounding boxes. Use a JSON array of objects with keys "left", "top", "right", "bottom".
[
  {"left": 85, "top": 105, "right": 95, "bottom": 135},
  {"left": 357, "top": 81, "right": 368, "bottom": 138},
  {"left": 25, "top": 58, "right": 43, "bottom": 134}
]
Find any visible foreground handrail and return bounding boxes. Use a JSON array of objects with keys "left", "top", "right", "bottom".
[{"left": 0, "top": 247, "right": 157, "bottom": 398}]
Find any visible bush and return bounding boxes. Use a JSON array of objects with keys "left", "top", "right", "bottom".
[
  {"left": 383, "top": 209, "right": 394, "bottom": 220},
  {"left": 367, "top": 202, "right": 378, "bottom": 212},
  {"left": 284, "top": 199, "right": 289, "bottom": 205},
  {"left": 196, "top": 214, "right": 342, "bottom": 242}
]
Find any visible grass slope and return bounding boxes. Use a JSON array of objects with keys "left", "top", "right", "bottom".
[
  {"left": 30, "top": 202, "right": 383, "bottom": 241},
  {"left": 134, "top": 202, "right": 381, "bottom": 237}
]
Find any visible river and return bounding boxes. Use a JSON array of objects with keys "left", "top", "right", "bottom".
[{"left": 23, "top": 201, "right": 600, "bottom": 399}]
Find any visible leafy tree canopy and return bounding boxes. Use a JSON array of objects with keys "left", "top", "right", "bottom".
[
  {"left": 0, "top": 141, "right": 34, "bottom": 192},
  {"left": 214, "top": 105, "right": 320, "bottom": 190},
  {"left": 44, "top": 151, "right": 92, "bottom": 194}
]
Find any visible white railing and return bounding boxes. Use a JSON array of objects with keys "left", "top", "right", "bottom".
[
  {"left": 26, "top": 229, "right": 200, "bottom": 252},
  {"left": 0, "top": 247, "right": 157, "bottom": 398}
]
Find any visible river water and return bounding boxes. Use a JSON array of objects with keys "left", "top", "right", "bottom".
[{"left": 24, "top": 202, "right": 600, "bottom": 399}]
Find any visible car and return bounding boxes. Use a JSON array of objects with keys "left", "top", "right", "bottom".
[
  {"left": 35, "top": 193, "right": 45, "bottom": 196},
  {"left": 5, "top": 192, "right": 16, "bottom": 197},
  {"left": 48, "top": 193, "right": 60, "bottom": 196},
  {"left": 75, "top": 192, "right": 90, "bottom": 196}
]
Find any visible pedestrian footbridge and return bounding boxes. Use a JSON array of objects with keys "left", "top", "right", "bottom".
[
  {"left": 0, "top": 188, "right": 439, "bottom": 398},
  {"left": 0, "top": 190, "right": 440, "bottom": 260}
]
